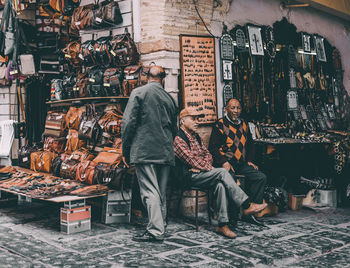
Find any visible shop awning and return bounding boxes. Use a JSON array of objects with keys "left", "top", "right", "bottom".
[{"left": 293, "top": 0, "right": 350, "bottom": 22}]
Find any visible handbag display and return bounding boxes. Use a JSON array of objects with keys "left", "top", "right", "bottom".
[
  {"left": 76, "top": 160, "right": 96, "bottom": 184},
  {"left": 103, "top": 68, "right": 122, "bottom": 96},
  {"left": 78, "top": 104, "right": 101, "bottom": 140},
  {"left": 110, "top": 31, "right": 139, "bottom": 67},
  {"left": 60, "top": 158, "right": 79, "bottom": 179},
  {"left": 65, "top": 129, "right": 86, "bottom": 154},
  {"left": 30, "top": 150, "right": 57, "bottom": 173},
  {"left": 44, "top": 111, "right": 67, "bottom": 137},
  {"left": 43, "top": 136, "right": 66, "bottom": 154},
  {"left": 66, "top": 107, "right": 83, "bottom": 130},
  {"left": 98, "top": 109, "right": 123, "bottom": 136},
  {"left": 122, "top": 65, "right": 141, "bottom": 96}
]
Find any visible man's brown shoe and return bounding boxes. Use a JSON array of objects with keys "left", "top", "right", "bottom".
[
  {"left": 243, "top": 203, "right": 268, "bottom": 215},
  {"left": 216, "top": 225, "right": 237, "bottom": 239}
]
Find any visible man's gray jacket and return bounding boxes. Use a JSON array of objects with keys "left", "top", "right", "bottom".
[{"left": 121, "top": 81, "right": 178, "bottom": 165}]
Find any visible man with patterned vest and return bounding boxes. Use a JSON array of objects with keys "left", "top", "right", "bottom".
[{"left": 209, "top": 98, "right": 267, "bottom": 207}]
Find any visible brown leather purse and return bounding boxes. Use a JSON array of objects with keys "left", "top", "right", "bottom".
[
  {"left": 62, "top": 41, "right": 82, "bottom": 68},
  {"left": 75, "top": 72, "right": 89, "bottom": 97},
  {"left": 71, "top": 148, "right": 95, "bottom": 162},
  {"left": 122, "top": 65, "right": 141, "bottom": 96},
  {"left": 30, "top": 151, "right": 57, "bottom": 173},
  {"left": 43, "top": 136, "right": 66, "bottom": 154},
  {"left": 76, "top": 160, "right": 96, "bottom": 184},
  {"left": 66, "top": 107, "right": 84, "bottom": 130},
  {"left": 60, "top": 158, "right": 79, "bottom": 179},
  {"left": 98, "top": 109, "right": 123, "bottom": 136},
  {"left": 65, "top": 129, "right": 86, "bottom": 154},
  {"left": 70, "top": 4, "right": 93, "bottom": 32},
  {"left": 92, "top": 147, "right": 122, "bottom": 164}
]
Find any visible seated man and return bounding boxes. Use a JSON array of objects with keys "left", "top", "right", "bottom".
[
  {"left": 174, "top": 108, "right": 267, "bottom": 238},
  {"left": 209, "top": 99, "right": 267, "bottom": 210}
]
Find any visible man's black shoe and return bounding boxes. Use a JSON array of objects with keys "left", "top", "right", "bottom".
[
  {"left": 241, "top": 214, "right": 265, "bottom": 226},
  {"left": 132, "top": 231, "right": 164, "bottom": 243},
  {"left": 229, "top": 219, "right": 238, "bottom": 229}
]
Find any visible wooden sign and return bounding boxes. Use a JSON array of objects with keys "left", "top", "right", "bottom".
[{"left": 180, "top": 35, "right": 217, "bottom": 124}]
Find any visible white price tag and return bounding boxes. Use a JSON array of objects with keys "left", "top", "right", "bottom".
[
  {"left": 75, "top": 21, "right": 81, "bottom": 26},
  {"left": 96, "top": 17, "right": 102, "bottom": 23},
  {"left": 110, "top": 50, "right": 116, "bottom": 56},
  {"left": 56, "top": 115, "right": 63, "bottom": 120},
  {"left": 65, "top": 54, "right": 71, "bottom": 58},
  {"left": 10, "top": 70, "right": 18, "bottom": 75},
  {"left": 125, "top": 75, "right": 134, "bottom": 80},
  {"left": 103, "top": 83, "right": 110, "bottom": 87},
  {"left": 79, "top": 54, "right": 84, "bottom": 60},
  {"left": 89, "top": 78, "right": 95, "bottom": 82},
  {"left": 23, "top": 157, "right": 28, "bottom": 162}
]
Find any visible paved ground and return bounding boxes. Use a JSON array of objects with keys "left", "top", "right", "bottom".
[{"left": 1, "top": 196, "right": 350, "bottom": 267}]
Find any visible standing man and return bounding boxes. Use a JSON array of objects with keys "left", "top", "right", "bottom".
[
  {"left": 174, "top": 108, "right": 267, "bottom": 238},
  {"left": 209, "top": 98, "right": 267, "bottom": 206},
  {"left": 122, "top": 66, "right": 177, "bottom": 242}
]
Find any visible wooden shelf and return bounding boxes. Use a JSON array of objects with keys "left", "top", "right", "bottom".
[{"left": 46, "top": 96, "right": 129, "bottom": 106}]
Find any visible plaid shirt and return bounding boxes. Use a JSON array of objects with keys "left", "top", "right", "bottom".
[{"left": 174, "top": 127, "right": 213, "bottom": 172}]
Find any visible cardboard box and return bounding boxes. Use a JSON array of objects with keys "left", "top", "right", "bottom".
[{"left": 288, "top": 193, "right": 305, "bottom": 210}]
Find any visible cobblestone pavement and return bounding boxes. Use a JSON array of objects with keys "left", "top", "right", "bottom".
[{"left": 1, "top": 197, "right": 350, "bottom": 267}]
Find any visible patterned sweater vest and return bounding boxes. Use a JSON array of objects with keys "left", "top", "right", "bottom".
[{"left": 217, "top": 118, "right": 248, "bottom": 162}]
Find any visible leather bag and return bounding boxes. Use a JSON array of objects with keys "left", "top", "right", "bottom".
[
  {"left": 110, "top": 31, "right": 139, "bottom": 67},
  {"left": 87, "top": 67, "right": 107, "bottom": 97},
  {"left": 75, "top": 72, "right": 89, "bottom": 97},
  {"left": 98, "top": 109, "right": 123, "bottom": 136},
  {"left": 70, "top": 148, "right": 95, "bottom": 162},
  {"left": 62, "top": 75, "right": 78, "bottom": 99},
  {"left": 93, "top": 36, "right": 112, "bottom": 67},
  {"left": 30, "top": 150, "right": 57, "bottom": 173},
  {"left": 65, "top": 129, "right": 86, "bottom": 154},
  {"left": 122, "top": 65, "right": 141, "bottom": 96},
  {"left": 66, "top": 107, "right": 83, "bottom": 130},
  {"left": 76, "top": 160, "right": 96, "bottom": 184},
  {"left": 18, "top": 144, "right": 40, "bottom": 169},
  {"left": 78, "top": 104, "right": 101, "bottom": 140},
  {"left": 52, "top": 153, "right": 70, "bottom": 177},
  {"left": 92, "top": 147, "right": 122, "bottom": 164},
  {"left": 60, "top": 158, "right": 79, "bottom": 179},
  {"left": 81, "top": 39, "right": 96, "bottom": 67},
  {"left": 91, "top": 0, "right": 122, "bottom": 28},
  {"left": 43, "top": 136, "right": 66, "bottom": 154},
  {"left": 70, "top": 4, "right": 93, "bottom": 32},
  {"left": 103, "top": 68, "right": 122, "bottom": 96},
  {"left": 62, "top": 41, "right": 82, "bottom": 68}
]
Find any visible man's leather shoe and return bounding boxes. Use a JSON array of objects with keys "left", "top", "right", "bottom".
[
  {"left": 241, "top": 214, "right": 265, "bottom": 226},
  {"left": 216, "top": 225, "right": 237, "bottom": 239},
  {"left": 243, "top": 203, "right": 268, "bottom": 215},
  {"left": 132, "top": 231, "right": 164, "bottom": 243}
]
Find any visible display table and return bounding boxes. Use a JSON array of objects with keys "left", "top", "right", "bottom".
[{"left": 0, "top": 167, "right": 132, "bottom": 234}]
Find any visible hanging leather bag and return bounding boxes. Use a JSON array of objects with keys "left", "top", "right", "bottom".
[
  {"left": 91, "top": 0, "right": 122, "bottom": 28},
  {"left": 81, "top": 39, "right": 96, "bottom": 67},
  {"left": 70, "top": 4, "right": 93, "bottom": 32},
  {"left": 93, "top": 36, "right": 112, "bottom": 67},
  {"left": 74, "top": 72, "right": 89, "bottom": 97},
  {"left": 62, "top": 40, "right": 82, "bottom": 68},
  {"left": 66, "top": 106, "right": 83, "bottom": 130},
  {"left": 78, "top": 104, "right": 101, "bottom": 140},
  {"left": 103, "top": 68, "right": 122, "bottom": 96},
  {"left": 122, "top": 65, "right": 141, "bottom": 96},
  {"left": 110, "top": 31, "right": 139, "bottom": 67},
  {"left": 62, "top": 75, "right": 78, "bottom": 99},
  {"left": 87, "top": 67, "right": 107, "bottom": 97}
]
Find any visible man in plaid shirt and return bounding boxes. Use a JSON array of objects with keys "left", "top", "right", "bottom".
[{"left": 174, "top": 108, "right": 267, "bottom": 238}]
